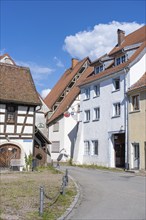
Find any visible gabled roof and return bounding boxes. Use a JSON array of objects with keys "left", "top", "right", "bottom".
[
  {"left": 0, "top": 63, "right": 41, "bottom": 106},
  {"left": 47, "top": 66, "right": 93, "bottom": 124},
  {"left": 128, "top": 72, "right": 146, "bottom": 93},
  {"left": 79, "top": 27, "right": 146, "bottom": 87},
  {"left": 44, "top": 57, "right": 90, "bottom": 109},
  {"left": 109, "top": 25, "right": 146, "bottom": 55},
  {"left": 0, "top": 53, "right": 16, "bottom": 65}
]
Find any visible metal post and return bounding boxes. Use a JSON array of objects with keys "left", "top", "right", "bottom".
[
  {"left": 39, "top": 186, "right": 44, "bottom": 216},
  {"left": 65, "top": 169, "right": 68, "bottom": 186}
]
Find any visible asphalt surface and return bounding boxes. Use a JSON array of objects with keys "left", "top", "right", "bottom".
[{"left": 62, "top": 166, "right": 146, "bottom": 220}]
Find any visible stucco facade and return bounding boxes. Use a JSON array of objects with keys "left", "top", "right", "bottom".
[
  {"left": 128, "top": 83, "right": 146, "bottom": 170},
  {"left": 73, "top": 27, "right": 146, "bottom": 168}
]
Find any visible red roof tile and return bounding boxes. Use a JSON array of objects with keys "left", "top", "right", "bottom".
[
  {"left": 128, "top": 72, "right": 146, "bottom": 92},
  {"left": 44, "top": 57, "right": 90, "bottom": 109},
  {"left": 47, "top": 66, "right": 93, "bottom": 124},
  {"left": 109, "top": 25, "right": 146, "bottom": 55}
]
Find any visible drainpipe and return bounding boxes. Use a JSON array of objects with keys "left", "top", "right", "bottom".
[{"left": 124, "top": 67, "right": 130, "bottom": 170}]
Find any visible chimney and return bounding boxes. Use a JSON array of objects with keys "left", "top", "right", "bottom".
[
  {"left": 72, "top": 58, "right": 79, "bottom": 69},
  {"left": 117, "top": 29, "right": 125, "bottom": 46}
]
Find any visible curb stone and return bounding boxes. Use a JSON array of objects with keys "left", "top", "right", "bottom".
[{"left": 57, "top": 174, "right": 80, "bottom": 220}]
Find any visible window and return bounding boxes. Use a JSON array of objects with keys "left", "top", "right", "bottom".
[
  {"left": 92, "top": 140, "right": 98, "bottom": 155},
  {"left": 51, "top": 141, "right": 60, "bottom": 153},
  {"left": 7, "top": 105, "right": 16, "bottom": 123},
  {"left": 93, "top": 107, "right": 100, "bottom": 121},
  {"left": 95, "top": 65, "right": 103, "bottom": 74},
  {"left": 116, "top": 55, "right": 126, "bottom": 66},
  {"left": 84, "top": 88, "right": 90, "bottom": 100},
  {"left": 84, "top": 110, "right": 90, "bottom": 122},
  {"left": 113, "top": 103, "right": 121, "bottom": 117},
  {"left": 94, "top": 84, "right": 100, "bottom": 97},
  {"left": 84, "top": 141, "right": 90, "bottom": 155},
  {"left": 53, "top": 121, "right": 59, "bottom": 132},
  {"left": 132, "top": 95, "right": 140, "bottom": 111},
  {"left": 113, "top": 78, "right": 120, "bottom": 91}
]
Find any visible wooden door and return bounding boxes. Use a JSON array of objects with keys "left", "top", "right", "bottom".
[{"left": 0, "top": 144, "right": 21, "bottom": 167}]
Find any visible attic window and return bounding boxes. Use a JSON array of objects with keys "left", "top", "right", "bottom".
[
  {"left": 79, "top": 66, "right": 85, "bottom": 73},
  {"left": 95, "top": 65, "right": 103, "bottom": 74},
  {"left": 116, "top": 55, "right": 126, "bottom": 66}
]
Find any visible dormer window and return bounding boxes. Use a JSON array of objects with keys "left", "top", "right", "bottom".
[
  {"left": 95, "top": 65, "right": 103, "bottom": 74},
  {"left": 116, "top": 55, "right": 126, "bottom": 66}
]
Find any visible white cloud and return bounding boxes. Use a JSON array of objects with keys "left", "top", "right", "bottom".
[
  {"left": 0, "top": 48, "right": 6, "bottom": 55},
  {"left": 63, "top": 21, "right": 143, "bottom": 61},
  {"left": 16, "top": 60, "right": 55, "bottom": 82},
  {"left": 54, "top": 56, "right": 64, "bottom": 67},
  {"left": 41, "top": 88, "right": 51, "bottom": 98}
]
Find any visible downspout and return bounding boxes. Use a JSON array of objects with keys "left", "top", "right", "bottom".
[{"left": 124, "top": 67, "right": 130, "bottom": 170}]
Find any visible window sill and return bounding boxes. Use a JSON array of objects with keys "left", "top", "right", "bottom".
[
  {"left": 93, "top": 95, "right": 100, "bottom": 99},
  {"left": 112, "top": 89, "right": 120, "bottom": 93},
  {"left": 83, "top": 98, "right": 90, "bottom": 101},
  {"left": 112, "top": 115, "right": 120, "bottom": 119},
  {"left": 129, "top": 110, "right": 140, "bottom": 114},
  {"left": 92, "top": 119, "right": 100, "bottom": 122},
  {"left": 84, "top": 120, "right": 90, "bottom": 123},
  {"left": 7, "top": 121, "right": 15, "bottom": 124}
]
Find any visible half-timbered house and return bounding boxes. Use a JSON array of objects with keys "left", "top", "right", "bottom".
[{"left": 0, "top": 62, "right": 41, "bottom": 170}]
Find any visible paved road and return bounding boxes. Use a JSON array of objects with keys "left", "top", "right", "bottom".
[{"left": 62, "top": 166, "right": 146, "bottom": 220}]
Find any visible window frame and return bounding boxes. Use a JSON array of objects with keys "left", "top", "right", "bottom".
[
  {"left": 113, "top": 77, "right": 120, "bottom": 91},
  {"left": 84, "top": 110, "right": 90, "bottom": 122},
  {"left": 116, "top": 54, "right": 126, "bottom": 66},
  {"left": 113, "top": 102, "right": 121, "bottom": 117},
  {"left": 84, "top": 87, "right": 90, "bottom": 100},
  {"left": 93, "top": 107, "right": 100, "bottom": 121},
  {"left": 91, "top": 140, "right": 98, "bottom": 156},
  {"left": 6, "top": 104, "right": 16, "bottom": 124},
  {"left": 84, "top": 141, "right": 90, "bottom": 155},
  {"left": 93, "top": 84, "right": 100, "bottom": 97},
  {"left": 95, "top": 65, "right": 104, "bottom": 74},
  {"left": 51, "top": 141, "right": 60, "bottom": 153},
  {"left": 131, "top": 94, "right": 140, "bottom": 111}
]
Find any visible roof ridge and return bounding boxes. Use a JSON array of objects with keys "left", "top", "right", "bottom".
[{"left": 0, "top": 62, "right": 30, "bottom": 71}]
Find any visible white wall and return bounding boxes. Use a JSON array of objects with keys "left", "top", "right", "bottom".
[
  {"left": 49, "top": 98, "right": 80, "bottom": 162},
  {"left": 129, "top": 53, "right": 146, "bottom": 86},
  {"left": 74, "top": 71, "right": 126, "bottom": 167}
]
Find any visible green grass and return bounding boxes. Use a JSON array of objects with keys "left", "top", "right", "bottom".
[
  {"left": 0, "top": 168, "right": 77, "bottom": 220},
  {"left": 73, "top": 163, "right": 124, "bottom": 172}
]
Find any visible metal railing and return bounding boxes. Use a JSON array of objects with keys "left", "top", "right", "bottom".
[{"left": 39, "top": 168, "right": 69, "bottom": 216}]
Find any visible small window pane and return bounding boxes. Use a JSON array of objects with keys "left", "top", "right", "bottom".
[
  {"left": 92, "top": 140, "right": 98, "bottom": 155},
  {"left": 132, "top": 95, "right": 139, "bottom": 111},
  {"left": 84, "top": 141, "right": 90, "bottom": 155}
]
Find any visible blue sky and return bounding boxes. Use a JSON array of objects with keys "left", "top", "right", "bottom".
[{"left": 1, "top": 0, "right": 145, "bottom": 98}]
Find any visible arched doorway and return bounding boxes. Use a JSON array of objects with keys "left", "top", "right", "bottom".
[{"left": 0, "top": 144, "right": 21, "bottom": 167}]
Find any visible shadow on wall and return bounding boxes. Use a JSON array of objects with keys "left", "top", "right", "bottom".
[{"left": 68, "top": 122, "right": 79, "bottom": 159}]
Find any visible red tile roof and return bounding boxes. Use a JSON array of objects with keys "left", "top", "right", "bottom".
[
  {"left": 128, "top": 72, "right": 146, "bottom": 92},
  {"left": 79, "top": 26, "right": 146, "bottom": 87},
  {"left": 109, "top": 25, "right": 146, "bottom": 55},
  {"left": 44, "top": 57, "right": 90, "bottom": 109},
  {"left": 47, "top": 66, "right": 93, "bottom": 124},
  {"left": 0, "top": 63, "right": 41, "bottom": 106}
]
